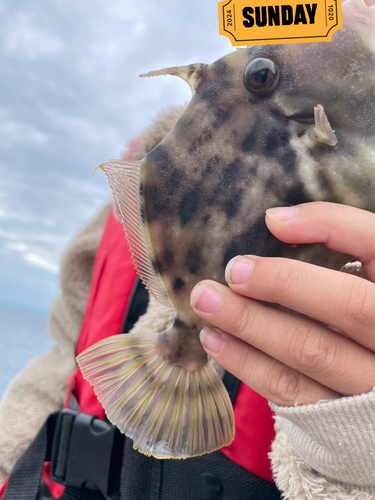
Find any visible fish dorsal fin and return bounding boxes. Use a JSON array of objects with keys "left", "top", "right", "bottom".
[{"left": 101, "top": 160, "right": 173, "bottom": 309}]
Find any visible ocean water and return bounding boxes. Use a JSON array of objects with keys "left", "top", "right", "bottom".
[{"left": 0, "top": 303, "right": 52, "bottom": 399}]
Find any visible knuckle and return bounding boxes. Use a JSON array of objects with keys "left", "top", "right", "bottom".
[
  {"left": 290, "top": 326, "right": 337, "bottom": 374},
  {"left": 232, "top": 303, "right": 256, "bottom": 337},
  {"left": 267, "top": 364, "right": 302, "bottom": 404},
  {"left": 344, "top": 279, "right": 375, "bottom": 328},
  {"left": 271, "top": 259, "right": 301, "bottom": 296},
  {"left": 233, "top": 347, "right": 254, "bottom": 381}
]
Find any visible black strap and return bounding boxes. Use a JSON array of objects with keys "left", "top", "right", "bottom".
[
  {"left": 3, "top": 412, "right": 110, "bottom": 500},
  {"left": 120, "top": 438, "right": 161, "bottom": 500},
  {"left": 4, "top": 410, "right": 282, "bottom": 500},
  {"left": 122, "top": 278, "right": 150, "bottom": 333},
  {"left": 120, "top": 439, "right": 282, "bottom": 500},
  {"left": 3, "top": 413, "right": 57, "bottom": 500},
  {"left": 222, "top": 371, "right": 242, "bottom": 404},
  {"left": 60, "top": 487, "right": 104, "bottom": 500}
]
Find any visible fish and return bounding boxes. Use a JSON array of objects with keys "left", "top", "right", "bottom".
[{"left": 77, "top": 0, "right": 375, "bottom": 460}]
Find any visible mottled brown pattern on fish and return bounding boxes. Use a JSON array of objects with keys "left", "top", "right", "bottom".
[
  {"left": 77, "top": 4, "right": 375, "bottom": 460},
  {"left": 139, "top": 26, "right": 375, "bottom": 368}
]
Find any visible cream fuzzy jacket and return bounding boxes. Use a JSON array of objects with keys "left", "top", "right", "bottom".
[{"left": 1, "top": 106, "right": 375, "bottom": 499}]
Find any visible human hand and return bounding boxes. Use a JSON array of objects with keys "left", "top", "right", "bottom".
[{"left": 190, "top": 202, "right": 375, "bottom": 406}]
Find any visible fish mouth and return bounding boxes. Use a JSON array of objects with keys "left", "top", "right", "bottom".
[{"left": 287, "top": 113, "right": 315, "bottom": 124}]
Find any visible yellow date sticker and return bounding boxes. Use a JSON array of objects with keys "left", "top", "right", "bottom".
[{"left": 218, "top": 0, "right": 342, "bottom": 45}]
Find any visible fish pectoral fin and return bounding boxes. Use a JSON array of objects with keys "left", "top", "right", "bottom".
[
  {"left": 100, "top": 160, "right": 173, "bottom": 309},
  {"left": 77, "top": 334, "right": 235, "bottom": 459},
  {"left": 140, "top": 64, "right": 208, "bottom": 96},
  {"left": 308, "top": 104, "right": 338, "bottom": 147}
]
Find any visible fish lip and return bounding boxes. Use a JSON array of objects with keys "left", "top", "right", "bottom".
[{"left": 287, "top": 113, "right": 315, "bottom": 124}]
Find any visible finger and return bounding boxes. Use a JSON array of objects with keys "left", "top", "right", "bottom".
[
  {"left": 200, "top": 327, "right": 340, "bottom": 405},
  {"left": 225, "top": 255, "right": 375, "bottom": 352},
  {"left": 190, "top": 281, "right": 375, "bottom": 396},
  {"left": 265, "top": 202, "right": 375, "bottom": 281}
]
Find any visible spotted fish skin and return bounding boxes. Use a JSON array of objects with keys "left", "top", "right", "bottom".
[
  {"left": 142, "top": 25, "right": 375, "bottom": 369},
  {"left": 78, "top": 0, "right": 375, "bottom": 460}
]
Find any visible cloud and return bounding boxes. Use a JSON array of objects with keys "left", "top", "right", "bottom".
[
  {"left": 0, "top": 113, "right": 49, "bottom": 148},
  {"left": 3, "top": 11, "right": 64, "bottom": 60},
  {"left": 24, "top": 253, "right": 59, "bottom": 274}
]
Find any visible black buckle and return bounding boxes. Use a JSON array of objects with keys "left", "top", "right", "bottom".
[{"left": 51, "top": 409, "right": 124, "bottom": 500}]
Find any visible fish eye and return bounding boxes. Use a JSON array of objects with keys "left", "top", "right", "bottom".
[{"left": 243, "top": 58, "right": 279, "bottom": 96}]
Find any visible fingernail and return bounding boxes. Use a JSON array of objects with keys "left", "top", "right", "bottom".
[
  {"left": 266, "top": 206, "right": 299, "bottom": 221},
  {"left": 200, "top": 327, "right": 224, "bottom": 353},
  {"left": 225, "top": 256, "right": 255, "bottom": 284},
  {"left": 190, "top": 284, "right": 221, "bottom": 313}
]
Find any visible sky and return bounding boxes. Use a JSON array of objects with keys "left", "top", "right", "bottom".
[{"left": 0, "top": 0, "right": 230, "bottom": 313}]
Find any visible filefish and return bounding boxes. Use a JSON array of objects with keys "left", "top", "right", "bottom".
[{"left": 77, "top": 0, "right": 375, "bottom": 459}]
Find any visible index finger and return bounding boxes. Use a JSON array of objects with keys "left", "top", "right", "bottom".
[{"left": 265, "top": 202, "right": 375, "bottom": 281}]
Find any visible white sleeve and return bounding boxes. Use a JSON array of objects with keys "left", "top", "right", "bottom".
[{"left": 270, "top": 389, "right": 375, "bottom": 499}]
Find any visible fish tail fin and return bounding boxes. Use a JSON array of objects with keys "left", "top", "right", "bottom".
[{"left": 77, "top": 334, "right": 235, "bottom": 459}]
